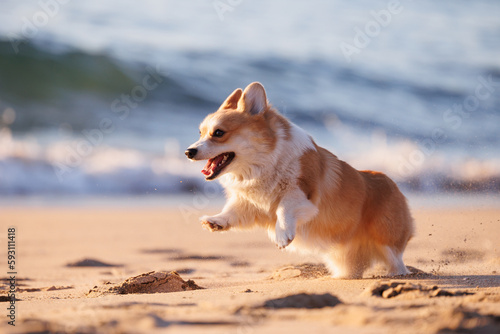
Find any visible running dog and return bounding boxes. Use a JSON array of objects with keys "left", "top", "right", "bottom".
[{"left": 185, "top": 82, "right": 414, "bottom": 278}]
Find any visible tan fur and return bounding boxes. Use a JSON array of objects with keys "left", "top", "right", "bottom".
[
  {"left": 187, "top": 82, "right": 414, "bottom": 279},
  {"left": 293, "top": 146, "right": 413, "bottom": 277},
  {"left": 200, "top": 108, "right": 278, "bottom": 152}
]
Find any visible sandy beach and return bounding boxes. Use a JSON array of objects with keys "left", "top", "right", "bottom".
[
  {"left": 1, "top": 0, "right": 499, "bottom": 333},
  {"left": 0, "top": 201, "right": 499, "bottom": 333}
]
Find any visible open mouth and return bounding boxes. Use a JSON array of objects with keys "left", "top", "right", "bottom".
[{"left": 201, "top": 152, "right": 235, "bottom": 180}]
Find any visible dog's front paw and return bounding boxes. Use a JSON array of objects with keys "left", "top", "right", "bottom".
[
  {"left": 275, "top": 225, "right": 295, "bottom": 249},
  {"left": 200, "top": 215, "right": 229, "bottom": 232}
]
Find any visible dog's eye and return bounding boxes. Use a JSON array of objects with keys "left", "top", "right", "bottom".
[{"left": 213, "top": 129, "right": 225, "bottom": 137}]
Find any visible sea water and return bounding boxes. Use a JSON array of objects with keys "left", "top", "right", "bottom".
[{"left": 0, "top": 0, "right": 499, "bottom": 197}]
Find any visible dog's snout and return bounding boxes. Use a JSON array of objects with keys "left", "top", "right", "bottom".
[{"left": 185, "top": 148, "right": 198, "bottom": 159}]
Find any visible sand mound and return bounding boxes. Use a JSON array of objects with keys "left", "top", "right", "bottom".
[
  {"left": 87, "top": 271, "right": 203, "bottom": 296},
  {"left": 370, "top": 266, "right": 436, "bottom": 279},
  {"left": 362, "top": 282, "right": 474, "bottom": 299},
  {"left": 263, "top": 293, "right": 342, "bottom": 309},
  {"left": 404, "top": 266, "right": 437, "bottom": 278},
  {"left": 67, "top": 258, "right": 122, "bottom": 267},
  {"left": 269, "top": 263, "right": 329, "bottom": 280}
]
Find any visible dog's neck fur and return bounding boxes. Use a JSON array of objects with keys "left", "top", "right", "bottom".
[{"left": 220, "top": 107, "right": 315, "bottom": 210}]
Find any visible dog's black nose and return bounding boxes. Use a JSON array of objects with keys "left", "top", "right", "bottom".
[{"left": 185, "top": 148, "right": 198, "bottom": 159}]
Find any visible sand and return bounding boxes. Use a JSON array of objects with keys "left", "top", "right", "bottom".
[{"left": 0, "top": 203, "right": 499, "bottom": 333}]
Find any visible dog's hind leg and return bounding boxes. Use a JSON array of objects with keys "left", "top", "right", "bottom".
[
  {"left": 381, "top": 246, "right": 410, "bottom": 276},
  {"left": 324, "top": 244, "right": 372, "bottom": 279}
]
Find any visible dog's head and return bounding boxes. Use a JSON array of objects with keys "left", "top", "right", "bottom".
[{"left": 185, "top": 82, "right": 277, "bottom": 180}]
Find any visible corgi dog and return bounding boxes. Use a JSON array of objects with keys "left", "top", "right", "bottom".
[{"left": 185, "top": 82, "right": 414, "bottom": 279}]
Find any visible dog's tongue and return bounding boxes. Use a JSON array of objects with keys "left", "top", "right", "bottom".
[{"left": 201, "top": 154, "right": 224, "bottom": 176}]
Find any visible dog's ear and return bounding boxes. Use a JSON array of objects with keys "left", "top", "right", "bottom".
[
  {"left": 219, "top": 88, "right": 243, "bottom": 110},
  {"left": 238, "top": 82, "right": 267, "bottom": 115}
]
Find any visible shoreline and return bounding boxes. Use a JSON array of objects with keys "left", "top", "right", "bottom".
[{"left": 0, "top": 192, "right": 499, "bottom": 209}]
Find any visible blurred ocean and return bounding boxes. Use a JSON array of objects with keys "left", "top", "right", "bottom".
[{"left": 0, "top": 0, "right": 499, "bottom": 196}]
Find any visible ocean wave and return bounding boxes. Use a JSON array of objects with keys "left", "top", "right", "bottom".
[
  {"left": 0, "top": 40, "right": 137, "bottom": 101},
  {"left": 0, "top": 130, "right": 205, "bottom": 196},
  {"left": 0, "top": 129, "right": 499, "bottom": 196},
  {"left": 0, "top": 40, "right": 218, "bottom": 131},
  {"left": 0, "top": 38, "right": 498, "bottom": 196},
  {"left": 0, "top": 39, "right": 222, "bottom": 107}
]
